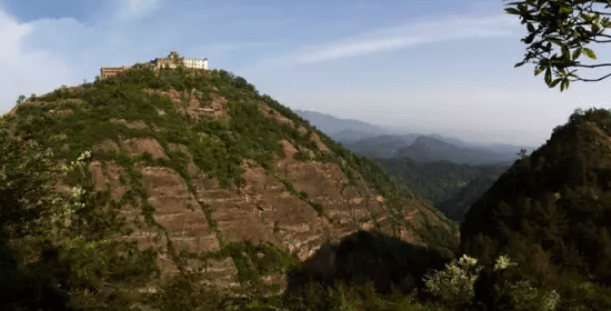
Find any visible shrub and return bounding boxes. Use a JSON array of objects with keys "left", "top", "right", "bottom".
[{"left": 422, "top": 254, "right": 482, "bottom": 309}]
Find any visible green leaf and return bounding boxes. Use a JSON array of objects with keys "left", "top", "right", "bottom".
[
  {"left": 523, "top": 33, "right": 536, "bottom": 44},
  {"left": 561, "top": 79, "right": 569, "bottom": 91},
  {"left": 550, "top": 78, "right": 562, "bottom": 88},
  {"left": 592, "top": 24, "right": 601, "bottom": 34},
  {"left": 561, "top": 46, "right": 571, "bottom": 62},
  {"left": 514, "top": 61, "right": 527, "bottom": 68},
  {"left": 594, "top": 12, "right": 600, "bottom": 23},
  {"left": 559, "top": 7, "right": 572, "bottom": 14},
  {"left": 534, "top": 67, "right": 544, "bottom": 76},
  {"left": 545, "top": 68, "right": 552, "bottom": 85},
  {"left": 505, "top": 7, "right": 521, "bottom": 15},
  {"left": 548, "top": 38, "right": 563, "bottom": 46},
  {"left": 572, "top": 49, "right": 581, "bottom": 60},
  {"left": 527, "top": 22, "right": 535, "bottom": 32},
  {"left": 583, "top": 47, "right": 596, "bottom": 59}
]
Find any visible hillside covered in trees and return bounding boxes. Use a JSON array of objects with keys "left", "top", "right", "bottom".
[
  {"left": 2, "top": 64, "right": 611, "bottom": 310},
  {"left": 0, "top": 66, "right": 461, "bottom": 311}
]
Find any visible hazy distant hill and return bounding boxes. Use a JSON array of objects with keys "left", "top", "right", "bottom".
[
  {"left": 327, "top": 129, "right": 382, "bottom": 143},
  {"left": 394, "top": 136, "right": 519, "bottom": 166},
  {"left": 294, "top": 110, "right": 390, "bottom": 136},
  {"left": 295, "top": 109, "right": 536, "bottom": 164},
  {"left": 341, "top": 134, "right": 417, "bottom": 158}
]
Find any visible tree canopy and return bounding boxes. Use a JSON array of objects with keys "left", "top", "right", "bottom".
[{"left": 506, "top": 0, "right": 611, "bottom": 91}]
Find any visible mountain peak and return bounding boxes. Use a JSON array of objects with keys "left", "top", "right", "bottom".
[{"left": 2, "top": 66, "right": 458, "bottom": 303}]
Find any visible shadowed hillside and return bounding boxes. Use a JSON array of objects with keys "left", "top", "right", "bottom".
[
  {"left": 436, "top": 178, "right": 497, "bottom": 223},
  {"left": 461, "top": 108, "right": 611, "bottom": 309},
  {"left": 288, "top": 230, "right": 449, "bottom": 294}
]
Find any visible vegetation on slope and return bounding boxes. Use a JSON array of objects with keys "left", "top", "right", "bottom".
[
  {"left": 0, "top": 66, "right": 460, "bottom": 310},
  {"left": 375, "top": 157, "right": 508, "bottom": 222},
  {"left": 461, "top": 108, "right": 611, "bottom": 309},
  {"left": 11, "top": 67, "right": 609, "bottom": 311},
  {"left": 376, "top": 158, "right": 508, "bottom": 205}
]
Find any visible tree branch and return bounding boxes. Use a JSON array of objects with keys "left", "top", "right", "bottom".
[
  {"left": 570, "top": 71, "right": 611, "bottom": 81},
  {"left": 571, "top": 62, "right": 611, "bottom": 68}
]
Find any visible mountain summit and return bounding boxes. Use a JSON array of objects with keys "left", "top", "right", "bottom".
[{"left": 1, "top": 66, "right": 457, "bottom": 308}]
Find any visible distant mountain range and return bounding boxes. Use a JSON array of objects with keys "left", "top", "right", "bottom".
[
  {"left": 393, "top": 136, "right": 517, "bottom": 166},
  {"left": 294, "top": 110, "right": 390, "bottom": 137},
  {"left": 295, "top": 109, "right": 536, "bottom": 166},
  {"left": 294, "top": 109, "right": 522, "bottom": 222}
]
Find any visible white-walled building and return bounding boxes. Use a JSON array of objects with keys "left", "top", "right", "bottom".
[{"left": 183, "top": 57, "right": 208, "bottom": 70}]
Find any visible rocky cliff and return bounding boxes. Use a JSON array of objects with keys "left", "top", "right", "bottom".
[{"left": 2, "top": 67, "right": 458, "bottom": 306}]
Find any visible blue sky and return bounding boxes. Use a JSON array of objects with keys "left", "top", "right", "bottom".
[{"left": 1, "top": 0, "right": 610, "bottom": 146}]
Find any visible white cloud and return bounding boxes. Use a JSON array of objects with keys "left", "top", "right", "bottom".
[
  {"left": 0, "top": 9, "right": 73, "bottom": 114},
  {"left": 118, "top": 0, "right": 162, "bottom": 20},
  {"left": 253, "top": 14, "right": 521, "bottom": 67}
]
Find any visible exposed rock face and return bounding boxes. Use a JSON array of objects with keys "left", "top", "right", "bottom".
[
  {"left": 110, "top": 119, "right": 149, "bottom": 130},
  {"left": 143, "top": 88, "right": 228, "bottom": 120},
  {"left": 6, "top": 69, "right": 458, "bottom": 297},
  {"left": 120, "top": 138, "right": 169, "bottom": 160},
  {"left": 82, "top": 121, "right": 453, "bottom": 291}
]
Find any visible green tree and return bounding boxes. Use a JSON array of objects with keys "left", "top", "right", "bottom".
[
  {"left": 505, "top": 0, "right": 611, "bottom": 91},
  {"left": 0, "top": 127, "right": 73, "bottom": 311},
  {"left": 517, "top": 148, "right": 529, "bottom": 159},
  {"left": 16, "top": 94, "right": 26, "bottom": 104}
]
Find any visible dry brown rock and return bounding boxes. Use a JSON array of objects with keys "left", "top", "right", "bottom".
[
  {"left": 141, "top": 166, "right": 220, "bottom": 253},
  {"left": 280, "top": 140, "right": 298, "bottom": 160},
  {"left": 110, "top": 119, "right": 149, "bottom": 130},
  {"left": 258, "top": 102, "right": 293, "bottom": 125},
  {"left": 52, "top": 109, "right": 73, "bottom": 116},
  {"left": 297, "top": 126, "right": 309, "bottom": 137},
  {"left": 88, "top": 161, "right": 127, "bottom": 202},
  {"left": 92, "top": 139, "right": 119, "bottom": 153},
  {"left": 167, "top": 143, "right": 201, "bottom": 177},
  {"left": 310, "top": 132, "right": 330, "bottom": 152},
  {"left": 120, "top": 137, "right": 169, "bottom": 160},
  {"left": 143, "top": 88, "right": 229, "bottom": 120}
]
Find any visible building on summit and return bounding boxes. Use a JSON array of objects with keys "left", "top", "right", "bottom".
[
  {"left": 183, "top": 58, "right": 208, "bottom": 69},
  {"left": 100, "top": 65, "right": 132, "bottom": 80},
  {"left": 100, "top": 51, "right": 208, "bottom": 80}
]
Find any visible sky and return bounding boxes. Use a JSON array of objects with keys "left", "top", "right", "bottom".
[{"left": 1, "top": 0, "right": 610, "bottom": 147}]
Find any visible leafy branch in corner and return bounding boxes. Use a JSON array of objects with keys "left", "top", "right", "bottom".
[{"left": 506, "top": 0, "right": 611, "bottom": 91}]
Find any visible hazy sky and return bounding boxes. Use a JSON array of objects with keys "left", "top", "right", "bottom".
[{"left": 1, "top": 0, "right": 610, "bottom": 147}]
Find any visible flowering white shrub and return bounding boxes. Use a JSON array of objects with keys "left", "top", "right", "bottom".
[
  {"left": 422, "top": 253, "right": 561, "bottom": 311},
  {"left": 52, "top": 150, "right": 92, "bottom": 226},
  {"left": 422, "top": 254, "right": 482, "bottom": 307},
  {"left": 494, "top": 254, "right": 517, "bottom": 271}
]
